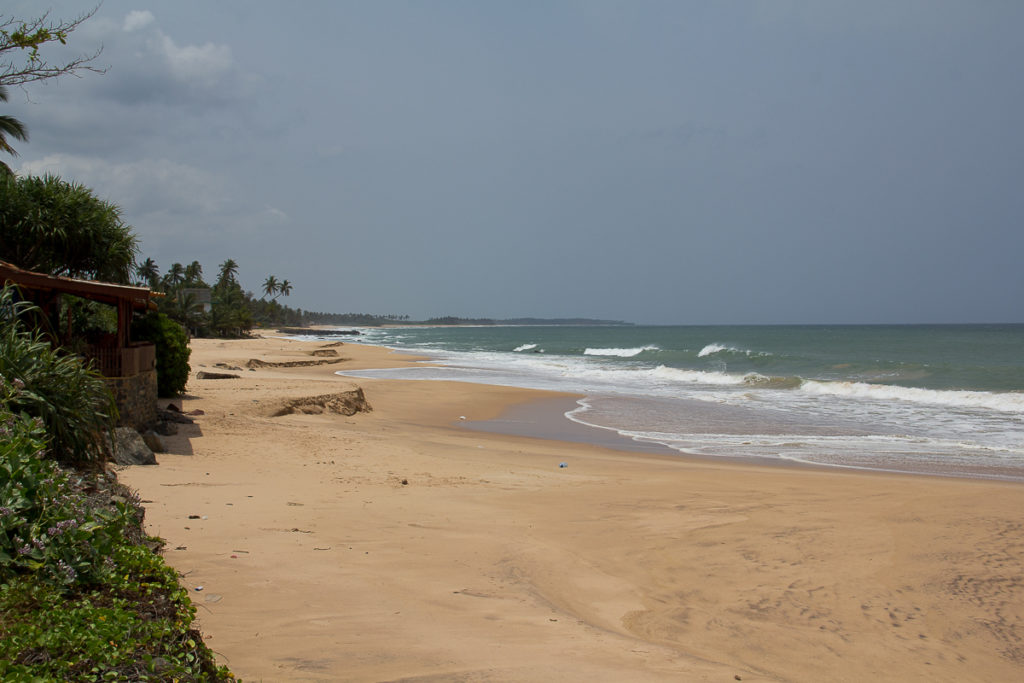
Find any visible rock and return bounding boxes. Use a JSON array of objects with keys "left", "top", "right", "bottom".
[
  {"left": 215, "top": 362, "right": 243, "bottom": 370},
  {"left": 142, "top": 430, "right": 166, "bottom": 453},
  {"left": 112, "top": 427, "right": 157, "bottom": 466},
  {"left": 158, "top": 408, "right": 194, "bottom": 424},
  {"left": 309, "top": 349, "right": 339, "bottom": 357},
  {"left": 196, "top": 371, "right": 240, "bottom": 380},
  {"left": 154, "top": 419, "right": 179, "bottom": 436}
]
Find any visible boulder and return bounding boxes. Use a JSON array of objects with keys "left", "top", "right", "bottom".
[
  {"left": 154, "top": 419, "right": 179, "bottom": 436},
  {"left": 112, "top": 427, "right": 157, "bottom": 466},
  {"left": 142, "top": 431, "right": 167, "bottom": 453}
]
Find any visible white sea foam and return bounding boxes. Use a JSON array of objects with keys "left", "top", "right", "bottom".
[
  {"left": 649, "top": 365, "right": 746, "bottom": 385},
  {"left": 514, "top": 343, "right": 538, "bottom": 352},
  {"left": 697, "top": 343, "right": 767, "bottom": 358},
  {"left": 800, "top": 380, "right": 1024, "bottom": 413},
  {"left": 584, "top": 345, "right": 659, "bottom": 358}
]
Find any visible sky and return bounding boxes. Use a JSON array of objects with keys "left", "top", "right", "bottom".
[{"left": 4, "top": 1, "right": 1023, "bottom": 325}]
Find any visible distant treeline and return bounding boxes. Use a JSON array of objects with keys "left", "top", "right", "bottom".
[
  {"left": 305, "top": 312, "right": 410, "bottom": 326},
  {"left": 304, "top": 312, "right": 633, "bottom": 327}
]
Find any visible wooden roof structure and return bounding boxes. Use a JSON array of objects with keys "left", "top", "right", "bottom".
[
  {"left": 0, "top": 260, "right": 158, "bottom": 377},
  {"left": 0, "top": 260, "right": 153, "bottom": 310}
]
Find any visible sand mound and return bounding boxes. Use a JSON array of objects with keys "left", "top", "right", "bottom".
[
  {"left": 246, "top": 358, "right": 344, "bottom": 369},
  {"left": 196, "top": 371, "right": 240, "bottom": 380},
  {"left": 270, "top": 388, "right": 371, "bottom": 417}
]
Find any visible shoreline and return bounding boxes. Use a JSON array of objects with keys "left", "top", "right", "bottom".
[{"left": 120, "top": 335, "right": 1024, "bottom": 681}]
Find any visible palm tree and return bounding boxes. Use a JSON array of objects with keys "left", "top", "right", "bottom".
[
  {"left": 217, "top": 258, "right": 239, "bottom": 286},
  {"left": 278, "top": 279, "right": 293, "bottom": 298},
  {"left": 0, "top": 86, "right": 28, "bottom": 175},
  {"left": 174, "top": 290, "right": 206, "bottom": 336},
  {"left": 262, "top": 275, "right": 279, "bottom": 300},
  {"left": 135, "top": 257, "right": 160, "bottom": 289},
  {"left": 165, "top": 262, "right": 185, "bottom": 290},
  {"left": 184, "top": 260, "right": 204, "bottom": 286}
]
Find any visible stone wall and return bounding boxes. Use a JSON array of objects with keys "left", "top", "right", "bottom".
[{"left": 104, "top": 369, "right": 157, "bottom": 431}]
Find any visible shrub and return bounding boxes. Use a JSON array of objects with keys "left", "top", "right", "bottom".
[
  {"left": 0, "top": 286, "right": 116, "bottom": 467},
  {"left": 132, "top": 312, "right": 191, "bottom": 397},
  {"left": 0, "top": 399, "right": 232, "bottom": 680},
  {"left": 0, "top": 173, "right": 138, "bottom": 283},
  {"left": 0, "top": 405, "right": 137, "bottom": 586}
]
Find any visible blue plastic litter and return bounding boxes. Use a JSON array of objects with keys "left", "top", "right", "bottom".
[{"left": 558, "top": 462, "right": 568, "bottom": 468}]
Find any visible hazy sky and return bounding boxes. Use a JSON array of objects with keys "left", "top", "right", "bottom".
[{"left": 6, "top": 1, "right": 1023, "bottom": 324}]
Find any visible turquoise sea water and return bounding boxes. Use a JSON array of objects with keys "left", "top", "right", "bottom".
[{"left": 295, "top": 324, "right": 1024, "bottom": 480}]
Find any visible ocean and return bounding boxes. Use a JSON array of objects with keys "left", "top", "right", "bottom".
[{"left": 294, "top": 324, "right": 1024, "bottom": 481}]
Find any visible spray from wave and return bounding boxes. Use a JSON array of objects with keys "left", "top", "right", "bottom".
[
  {"left": 584, "top": 345, "right": 659, "bottom": 358},
  {"left": 697, "top": 342, "right": 774, "bottom": 358}
]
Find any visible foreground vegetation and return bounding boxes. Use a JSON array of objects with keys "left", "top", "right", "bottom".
[
  {"left": 0, "top": 291, "right": 232, "bottom": 680},
  {"left": 0, "top": 408, "right": 232, "bottom": 681}
]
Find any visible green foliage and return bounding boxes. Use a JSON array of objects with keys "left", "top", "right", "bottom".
[
  {"left": 0, "top": 173, "right": 138, "bottom": 283},
  {"left": 0, "top": 399, "right": 233, "bottom": 680},
  {"left": 65, "top": 296, "right": 119, "bottom": 349},
  {"left": 0, "top": 286, "right": 116, "bottom": 467},
  {"left": 0, "top": 569, "right": 232, "bottom": 681},
  {"left": 1, "top": 9, "right": 103, "bottom": 88},
  {"left": 183, "top": 261, "right": 205, "bottom": 287},
  {"left": 0, "top": 85, "right": 28, "bottom": 160},
  {"left": 131, "top": 313, "right": 191, "bottom": 398},
  {"left": 136, "top": 257, "right": 160, "bottom": 290},
  {"left": 0, "top": 407, "right": 136, "bottom": 586},
  {"left": 210, "top": 280, "right": 252, "bottom": 337},
  {"left": 139, "top": 256, "right": 312, "bottom": 334}
]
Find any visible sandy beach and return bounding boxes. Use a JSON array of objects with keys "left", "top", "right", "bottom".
[{"left": 119, "top": 335, "right": 1024, "bottom": 682}]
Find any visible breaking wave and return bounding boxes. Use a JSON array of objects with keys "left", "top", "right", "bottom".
[
  {"left": 584, "top": 345, "right": 660, "bottom": 358},
  {"left": 800, "top": 380, "right": 1024, "bottom": 413},
  {"left": 697, "top": 343, "right": 768, "bottom": 358},
  {"left": 649, "top": 365, "right": 746, "bottom": 385}
]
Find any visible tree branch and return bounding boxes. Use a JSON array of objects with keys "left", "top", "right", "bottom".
[{"left": 0, "top": 7, "right": 106, "bottom": 87}]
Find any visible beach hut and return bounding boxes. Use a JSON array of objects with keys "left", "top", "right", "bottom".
[{"left": 0, "top": 260, "right": 159, "bottom": 429}]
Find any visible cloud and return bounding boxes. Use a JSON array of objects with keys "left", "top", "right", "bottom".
[
  {"left": 156, "top": 34, "right": 234, "bottom": 87},
  {"left": 264, "top": 206, "right": 289, "bottom": 223},
  {"left": 14, "top": 153, "right": 291, "bottom": 265},
  {"left": 17, "top": 154, "right": 228, "bottom": 216},
  {"left": 122, "top": 10, "right": 155, "bottom": 33}
]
